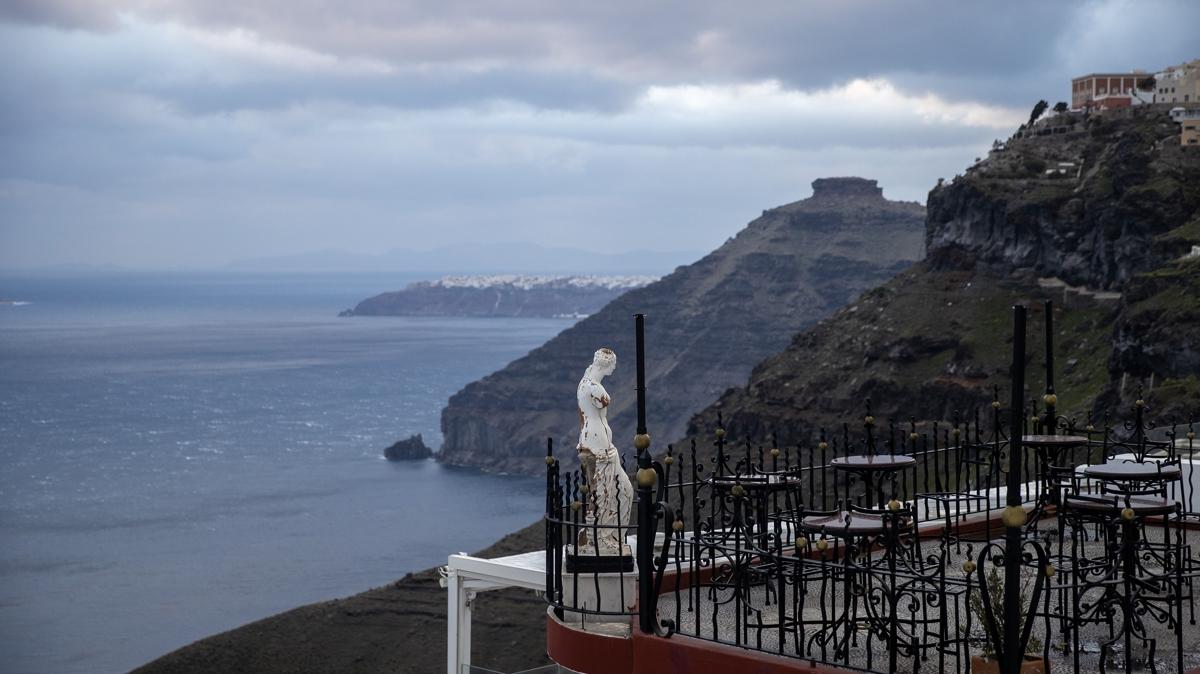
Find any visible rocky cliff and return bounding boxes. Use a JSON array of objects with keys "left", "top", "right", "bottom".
[
  {"left": 925, "top": 106, "right": 1199, "bottom": 288},
  {"left": 681, "top": 106, "right": 1200, "bottom": 452},
  {"left": 440, "top": 178, "right": 926, "bottom": 474},
  {"left": 341, "top": 275, "right": 656, "bottom": 319}
]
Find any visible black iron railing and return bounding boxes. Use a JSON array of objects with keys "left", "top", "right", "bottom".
[{"left": 542, "top": 308, "right": 1200, "bottom": 674}]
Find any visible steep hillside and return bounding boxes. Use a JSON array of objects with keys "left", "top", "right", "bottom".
[
  {"left": 926, "top": 106, "right": 1199, "bottom": 287},
  {"left": 681, "top": 106, "right": 1200, "bottom": 451},
  {"left": 438, "top": 178, "right": 925, "bottom": 474}
]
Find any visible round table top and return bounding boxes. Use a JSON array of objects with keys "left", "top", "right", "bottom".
[
  {"left": 1064, "top": 495, "right": 1174, "bottom": 516},
  {"left": 1082, "top": 461, "right": 1182, "bottom": 482},
  {"left": 799, "top": 510, "right": 912, "bottom": 536},
  {"left": 1022, "top": 434, "right": 1090, "bottom": 447},
  {"left": 830, "top": 454, "right": 916, "bottom": 471}
]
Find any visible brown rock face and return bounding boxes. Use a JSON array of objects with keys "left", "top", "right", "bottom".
[{"left": 439, "top": 178, "right": 925, "bottom": 475}]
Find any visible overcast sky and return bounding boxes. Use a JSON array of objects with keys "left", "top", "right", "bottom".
[{"left": 1, "top": 0, "right": 1196, "bottom": 269}]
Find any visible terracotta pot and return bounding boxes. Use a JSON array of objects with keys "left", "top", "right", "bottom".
[{"left": 970, "top": 655, "right": 1046, "bottom": 674}]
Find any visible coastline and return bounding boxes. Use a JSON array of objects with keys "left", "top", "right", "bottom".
[{"left": 0, "top": 275, "right": 562, "bottom": 674}]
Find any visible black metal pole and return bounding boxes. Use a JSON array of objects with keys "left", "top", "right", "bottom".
[
  {"left": 636, "top": 469, "right": 654, "bottom": 633},
  {"left": 635, "top": 313, "right": 647, "bottom": 435},
  {"left": 633, "top": 313, "right": 656, "bottom": 634},
  {"left": 544, "top": 437, "right": 556, "bottom": 608},
  {"left": 1044, "top": 300, "right": 1056, "bottom": 435},
  {"left": 1004, "top": 305, "right": 1027, "bottom": 674},
  {"left": 1044, "top": 300, "right": 1054, "bottom": 394}
]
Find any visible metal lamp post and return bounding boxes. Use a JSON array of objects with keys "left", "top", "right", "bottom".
[
  {"left": 1002, "top": 305, "right": 1027, "bottom": 674},
  {"left": 1043, "top": 300, "right": 1057, "bottom": 435},
  {"left": 632, "top": 313, "right": 657, "bottom": 634},
  {"left": 973, "top": 305, "right": 1049, "bottom": 674}
]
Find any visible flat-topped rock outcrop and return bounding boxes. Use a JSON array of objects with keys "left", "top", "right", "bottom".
[{"left": 438, "top": 178, "right": 926, "bottom": 475}]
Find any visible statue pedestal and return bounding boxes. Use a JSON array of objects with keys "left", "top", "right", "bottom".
[
  {"left": 560, "top": 551, "right": 638, "bottom": 620},
  {"left": 564, "top": 544, "right": 634, "bottom": 573}
]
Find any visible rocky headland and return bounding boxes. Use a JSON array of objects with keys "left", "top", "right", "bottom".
[
  {"left": 340, "top": 275, "right": 657, "bottom": 319},
  {"left": 438, "top": 177, "right": 927, "bottom": 475}
]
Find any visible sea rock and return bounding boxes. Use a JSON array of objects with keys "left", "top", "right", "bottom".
[
  {"left": 439, "top": 177, "right": 926, "bottom": 475},
  {"left": 383, "top": 434, "right": 433, "bottom": 461}
]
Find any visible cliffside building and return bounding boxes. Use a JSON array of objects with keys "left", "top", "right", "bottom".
[
  {"left": 1170, "top": 107, "right": 1200, "bottom": 146},
  {"left": 1070, "top": 71, "right": 1149, "bottom": 110},
  {"left": 1154, "top": 59, "right": 1200, "bottom": 104}
]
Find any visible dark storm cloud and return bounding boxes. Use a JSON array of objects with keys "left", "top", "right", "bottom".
[
  {"left": 2, "top": 0, "right": 1184, "bottom": 109},
  {"left": 4, "top": 1, "right": 1197, "bottom": 117},
  {"left": 0, "top": 0, "right": 121, "bottom": 30},
  {"left": 1, "top": 0, "right": 1197, "bottom": 269}
]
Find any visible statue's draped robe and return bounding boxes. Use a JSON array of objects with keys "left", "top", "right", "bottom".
[{"left": 577, "top": 376, "right": 634, "bottom": 553}]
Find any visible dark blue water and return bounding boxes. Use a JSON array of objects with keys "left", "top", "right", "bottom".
[{"left": 0, "top": 273, "right": 568, "bottom": 674}]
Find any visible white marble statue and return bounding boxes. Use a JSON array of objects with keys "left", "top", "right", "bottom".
[{"left": 576, "top": 347, "right": 634, "bottom": 554}]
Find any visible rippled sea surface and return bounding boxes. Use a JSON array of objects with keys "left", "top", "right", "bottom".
[{"left": 0, "top": 273, "right": 567, "bottom": 674}]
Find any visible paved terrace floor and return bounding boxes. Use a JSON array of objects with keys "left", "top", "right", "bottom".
[{"left": 656, "top": 522, "right": 1200, "bottom": 674}]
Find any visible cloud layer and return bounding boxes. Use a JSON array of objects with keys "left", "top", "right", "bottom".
[{"left": 1, "top": 0, "right": 1197, "bottom": 269}]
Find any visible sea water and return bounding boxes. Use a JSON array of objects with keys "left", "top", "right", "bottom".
[{"left": 0, "top": 273, "right": 568, "bottom": 674}]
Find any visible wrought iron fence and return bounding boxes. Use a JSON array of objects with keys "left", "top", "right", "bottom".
[{"left": 541, "top": 307, "right": 1200, "bottom": 674}]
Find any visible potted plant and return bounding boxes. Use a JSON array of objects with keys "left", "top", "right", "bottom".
[{"left": 968, "top": 566, "right": 1046, "bottom": 674}]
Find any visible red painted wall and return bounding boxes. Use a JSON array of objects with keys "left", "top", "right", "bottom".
[{"left": 546, "top": 611, "right": 855, "bottom": 674}]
